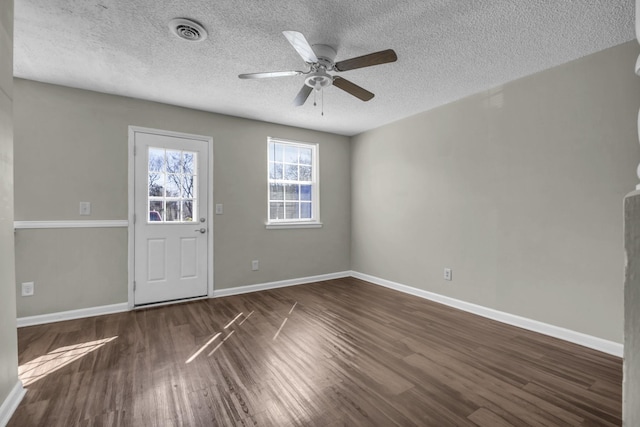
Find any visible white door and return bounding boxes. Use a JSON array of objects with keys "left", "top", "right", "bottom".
[{"left": 133, "top": 128, "right": 210, "bottom": 306}]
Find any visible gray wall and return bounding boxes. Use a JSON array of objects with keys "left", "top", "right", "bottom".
[
  {"left": 624, "top": 191, "right": 640, "bottom": 425},
  {"left": 0, "top": 0, "right": 19, "bottom": 408},
  {"left": 351, "top": 41, "right": 640, "bottom": 343},
  {"left": 13, "top": 79, "right": 351, "bottom": 317}
]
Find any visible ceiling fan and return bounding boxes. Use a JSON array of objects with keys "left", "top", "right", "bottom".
[{"left": 239, "top": 31, "right": 398, "bottom": 106}]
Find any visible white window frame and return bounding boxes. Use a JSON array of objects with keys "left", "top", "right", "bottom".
[{"left": 266, "top": 137, "right": 322, "bottom": 229}]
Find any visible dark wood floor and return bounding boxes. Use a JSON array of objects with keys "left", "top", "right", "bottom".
[{"left": 9, "top": 278, "right": 622, "bottom": 426}]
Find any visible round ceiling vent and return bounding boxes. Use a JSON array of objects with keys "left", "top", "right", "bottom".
[{"left": 168, "top": 18, "right": 208, "bottom": 42}]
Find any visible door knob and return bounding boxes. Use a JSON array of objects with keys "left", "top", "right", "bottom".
[{"left": 196, "top": 228, "right": 207, "bottom": 234}]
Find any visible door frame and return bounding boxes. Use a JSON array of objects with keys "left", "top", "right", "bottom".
[{"left": 127, "top": 125, "right": 214, "bottom": 309}]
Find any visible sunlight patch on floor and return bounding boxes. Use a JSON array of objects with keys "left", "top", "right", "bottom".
[{"left": 19, "top": 336, "right": 118, "bottom": 386}]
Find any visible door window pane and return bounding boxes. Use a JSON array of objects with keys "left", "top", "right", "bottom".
[
  {"left": 149, "top": 201, "right": 164, "bottom": 221},
  {"left": 182, "top": 200, "right": 195, "bottom": 222},
  {"left": 166, "top": 150, "right": 182, "bottom": 173},
  {"left": 166, "top": 201, "right": 180, "bottom": 222},
  {"left": 149, "top": 173, "right": 165, "bottom": 197},
  {"left": 183, "top": 152, "right": 196, "bottom": 174},
  {"left": 165, "top": 176, "right": 181, "bottom": 197},
  {"left": 149, "top": 148, "right": 164, "bottom": 172},
  {"left": 183, "top": 176, "right": 196, "bottom": 199}
]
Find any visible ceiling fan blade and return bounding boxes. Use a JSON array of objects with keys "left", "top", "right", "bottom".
[
  {"left": 238, "top": 70, "right": 303, "bottom": 79},
  {"left": 283, "top": 31, "right": 318, "bottom": 64},
  {"left": 332, "top": 77, "right": 374, "bottom": 101},
  {"left": 293, "top": 85, "right": 313, "bottom": 106},
  {"left": 334, "top": 49, "right": 398, "bottom": 72}
]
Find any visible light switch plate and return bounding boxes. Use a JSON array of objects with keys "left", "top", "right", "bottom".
[
  {"left": 79, "top": 201, "right": 91, "bottom": 216},
  {"left": 215, "top": 204, "right": 223, "bottom": 215}
]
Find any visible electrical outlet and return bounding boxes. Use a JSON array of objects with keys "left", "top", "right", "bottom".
[
  {"left": 444, "top": 268, "right": 452, "bottom": 281},
  {"left": 21, "top": 282, "right": 34, "bottom": 297},
  {"left": 215, "top": 204, "right": 223, "bottom": 215},
  {"left": 251, "top": 260, "right": 259, "bottom": 271}
]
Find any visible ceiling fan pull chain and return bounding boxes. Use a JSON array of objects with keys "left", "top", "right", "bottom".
[
  {"left": 313, "top": 90, "right": 317, "bottom": 107},
  {"left": 321, "top": 89, "right": 324, "bottom": 116}
]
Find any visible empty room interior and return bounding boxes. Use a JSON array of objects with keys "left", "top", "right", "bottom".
[{"left": 2, "top": 0, "right": 640, "bottom": 426}]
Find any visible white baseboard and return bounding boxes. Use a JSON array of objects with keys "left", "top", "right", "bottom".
[
  {"left": 15, "top": 271, "right": 621, "bottom": 358},
  {"left": 16, "top": 271, "right": 351, "bottom": 326},
  {"left": 212, "top": 271, "right": 352, "bottom": 298},
  {"left": 0, "top": 380, "right": 25, "bottom": 427},
  {"left": 17, "top": 303, "right": 129, "bottom": 328},
  {"left": 350, "top": 271, "right": 623, "bottom": 358}
]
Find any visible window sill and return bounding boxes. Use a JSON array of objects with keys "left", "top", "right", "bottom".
[{"left": 265, "top": 222, "right": 323, "bottom": 230}]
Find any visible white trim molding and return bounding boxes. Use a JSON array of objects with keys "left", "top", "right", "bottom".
[
  {"left": 0, "top": 380, "right": 26, "bottom": 427},
  {"left": 17, "top": 303, "right": 129, "bottom": 328},
  {"left": 265, "top": 222, "right": 323, "bottom": 229},
  {"left": 212, "top": 271, "right": 351, "bottom": 298},
  {"left": 351, "top": 271, "right": 623, "bottom": 358},
  {"left": 14, "top": 220, "right": 128, "bottom": 229}
]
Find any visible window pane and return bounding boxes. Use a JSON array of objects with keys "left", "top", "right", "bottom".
[
  {"left": 165, "top": 175, "right": 181, "bottom": 197},
  {"left": 299, "top": 165, "right": 312, "bottom": 181},
  {"left": 284, "top": 164, "right": 298, "bottom": 180},
  {"left": 269, "top": 184, "right": 284, "bottom": 201},
  {"left": 183, "top": 176, "right": 195, "bottom": 199},
  {"left": 284, "top": 146, "right": 298, "bottom": 163},
  {"left": 300, "top": 185, "right": 312, "bottom": 201},
  {"left": 166, "top": 150, "right": 182, "bottom": 173},
  {"left": 284, "top": 184, "right": 299, "bottom": 201},
  {"left": 166, "top": 201, "right": 180, "bottom": 221},
  {"left": 149, "top": 148, "right": 164, "bottom": 172},
  {"left": 269, "top": 142, "right": 284, "bottom": 163},
  {"left": 285, "top": 202, "right": 299, "bottom": 219},
  {"left": 299, "top": 148, "right": 312, "bottom": 165},
  {"left": 183, "top": 152, "right": 196, "bottom": 174},
  {"left": 182, "top": 200, "right": 194, "bottom": 221},
  {"left": 269, "top": 162, "right": 283, "bottom": 180},
  {"left": 300, "top": 202, "right": 312, "bottom": 219},
  {"left": 149, "top": 201, "right": 163, "bottom": 222},
  {"left": 149, "top": 173, "right": 164, "bottom": 197},
  {"left": 270, "top": 202, "right": 284, "bottom": 220}
]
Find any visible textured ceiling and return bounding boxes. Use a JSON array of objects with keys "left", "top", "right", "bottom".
[{"left": 13, "top": 0, "right": 635, "bottom": 136}]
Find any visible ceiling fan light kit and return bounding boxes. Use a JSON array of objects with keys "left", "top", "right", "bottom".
[{"left": 238, "top": 31, "right": 397, "bottom": 109}]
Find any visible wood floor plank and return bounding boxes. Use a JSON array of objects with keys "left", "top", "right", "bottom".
[{"left": 9, "top": 278, "right": 622, "bottom": 426}]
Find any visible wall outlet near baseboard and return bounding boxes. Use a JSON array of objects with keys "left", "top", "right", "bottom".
[
  {"left": 444, "top": 268, "right": 452, "bottom": 281},
  {"left": 251, "top": 260, "right": 259, "bottom": 271},
  {"left": 21, "top": 282, "right": 35, "bottom": 296}
]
